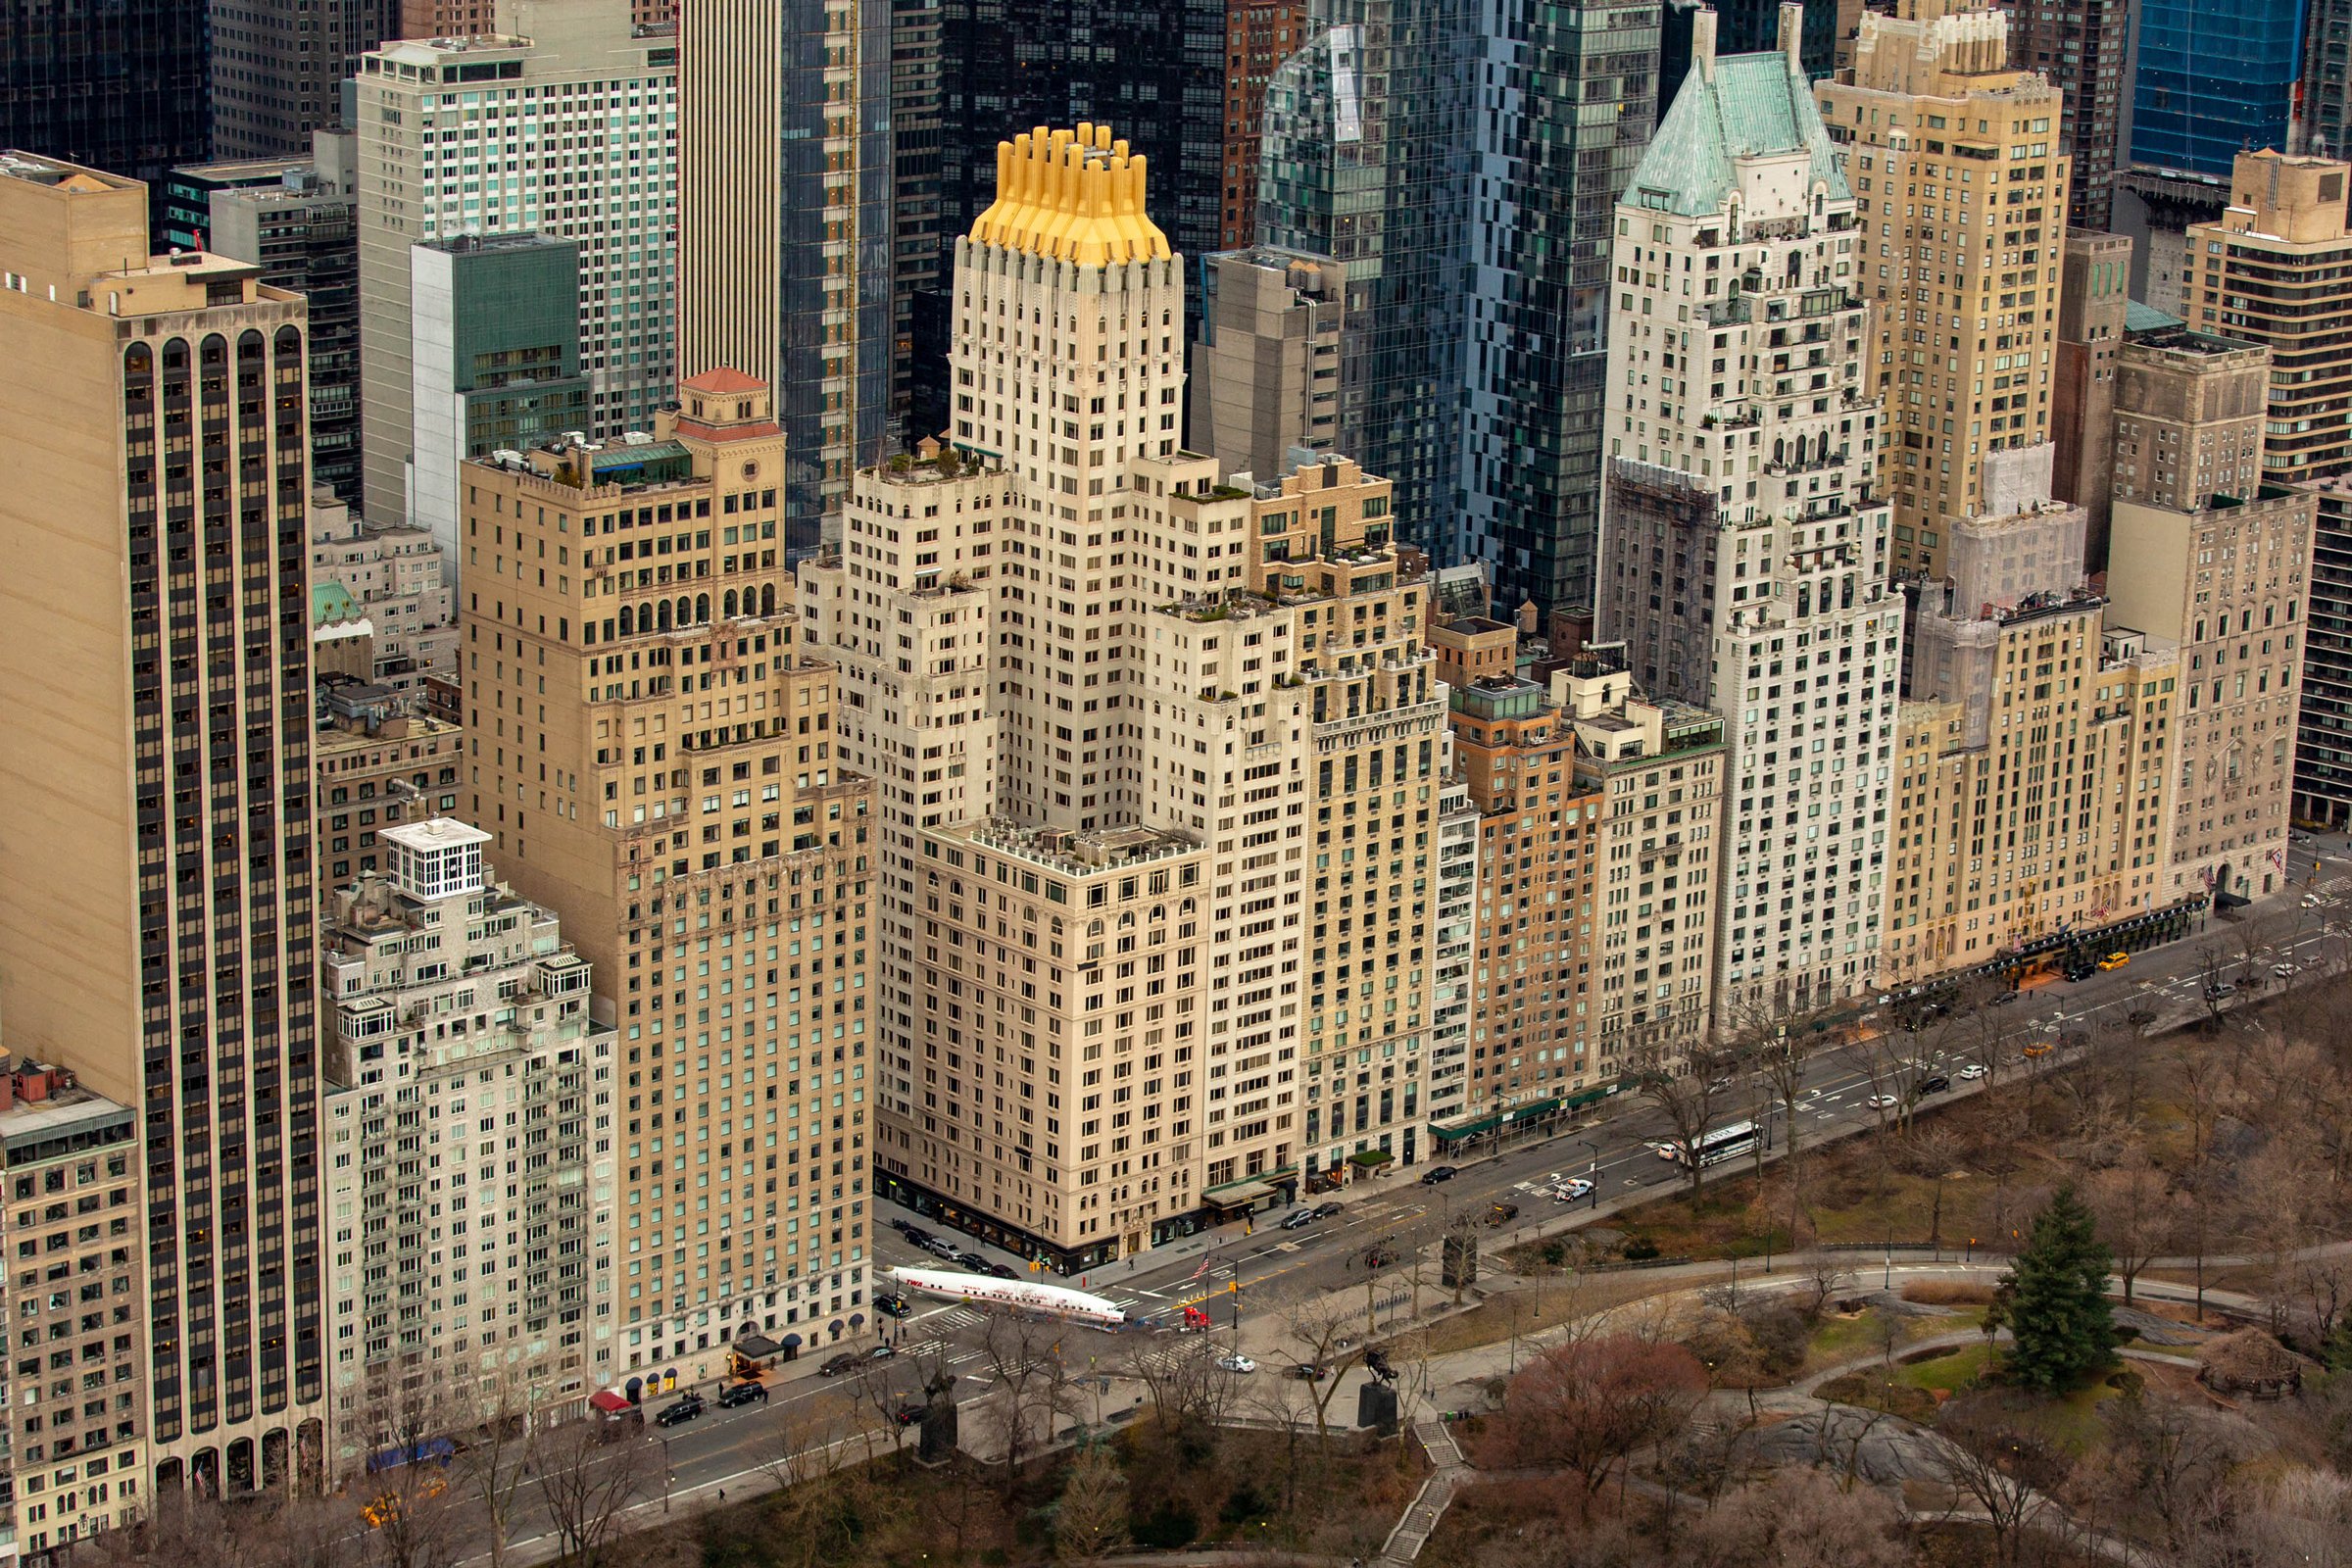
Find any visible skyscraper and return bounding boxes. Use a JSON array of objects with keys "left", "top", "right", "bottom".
[
  {"left": 1219, "top": 0, "right": 1306, "bottom": 249},
  {"left": 2014, "top": 0, "right": 2132, "bottom": 232},
  {"left": 679, "top": 0, "right": 891, "bottom": 551},
  {"left": 0, "top": 0, "right": 209, "bottom": 197},
  {"left": 891, "top": 0, "right": 945, "bottom": 429},
  {"left": 1658, "top": 0, "right": 1839, "bottom": 108},
  {"left": 2300, "top": 0, "right": 2351, "bottom": 158},
  {"left": 2130, "top": 0, "right": 2307, "bottom": 180},
  {"left": 1596, "top": 12, "right": 1903, "bottom": 1022},
  {"left": 210, "top": 0, "right": 400, "bottom": 160},
  {"left": 2052, "top": 231, "right": 2131, "bottom": 565},
  {"left": 461, "top": 372, "right": 876, "bottom": 1386},
  {"left": 354, "top": 3, "right": 679, "bottom": 525},
  {"left": 0, "top": 154, "right": 324, "bottom": 1494},
  {"left": 1816, "top": 0, "right": 2070, "bottom": 580}
]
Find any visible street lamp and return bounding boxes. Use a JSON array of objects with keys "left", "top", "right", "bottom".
[{"left": 1578, "top": 1139, "right": 1601, "bottom": 1208}]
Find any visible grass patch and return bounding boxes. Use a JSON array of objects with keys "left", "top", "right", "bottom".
[
  {"left": 1898, "top": 1341, "right": 1994, "bottom": 1396},
  {"left": 1817, "top": 1370, "right": 1938, "bottom": 1422},
  {"left": 1409, "top": 1270, "right": 1726, "bottom": 1357}
]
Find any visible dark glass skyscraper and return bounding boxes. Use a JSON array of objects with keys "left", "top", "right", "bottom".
[
  {"left": 2016, "top": 0, "right": 2134, "bottom": 231},
  {"left": 2132, "top": 0, "right": 2307, "bottom": 177},
  {"left": 0, "top": 0, "right": 209, "bottom": 191},
  {"left": 1658, "top": 0, "right": 1834, "bottom": 107}
]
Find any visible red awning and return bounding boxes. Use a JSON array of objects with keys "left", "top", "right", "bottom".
[{"left": 589, "top": 1390, "right": 632, "bottom": 1414}]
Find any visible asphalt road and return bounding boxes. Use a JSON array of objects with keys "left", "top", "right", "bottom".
[{"left": 438, "top": 836, "right": 2352, "bottom": 1562}]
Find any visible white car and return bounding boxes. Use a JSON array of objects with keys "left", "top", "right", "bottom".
[
  {"left": 1957, "top": 1062, "right": 1987, "bottom": 1081},
  {"left": 1553, "top": 1178, "right": 1594, "bottom": 1201},
  {"left": 1216, "top": 1354, "right": 1257, "bottom": 1374},
  {"left": 2274, "top": 962, "right": 2299, "bottom": 978},
  {"left": 1866, "top": 1093, "right": 1899, "bottom": 1110},
  {"left": 1649, "top": 1141, "right": 1682, "bottom": 1161}
]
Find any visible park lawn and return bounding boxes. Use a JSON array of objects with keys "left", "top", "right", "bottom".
[
  {"left": 1897, "top": 1341, "right": 1994, "bottom": 1395},
  {"left": 1801, "top": 1309, "right": 1988, "bottom": 1377},
  {"left": 1412, "top": 1270, "right": 1719, "bottom": 1358}
]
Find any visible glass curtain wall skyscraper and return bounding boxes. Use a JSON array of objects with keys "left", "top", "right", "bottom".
[{"left": 2132, "top": 0, "right": 2307, "bottom": 178}]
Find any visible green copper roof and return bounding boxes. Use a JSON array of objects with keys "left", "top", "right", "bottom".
[
  {"left": 2125, "top": 300, "right": 2185, "bottom": 334},
  {"left": 314, "top": 581, "right": 362, "bottom": 625},
  {"left": 1628, "top": 52, "right": 1849, "bottom": 219}
]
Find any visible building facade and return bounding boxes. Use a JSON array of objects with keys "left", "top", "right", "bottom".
[
  {"left": 2131, "top": 0, "right": 2306, "bottom": 180},
  {"left": 0, "top": 1064, "right": 147, "bottom": 1561},
  {"left": 1220, "top": 0, "right": 1306, "bottom": 249},
  {"left": 2180, "top": 150, "right": 2352, "bottom": 483},
  {"left": 1596, "top": 17, "right": 1903, "bottom": 1022},
  {"left": 322, "top": 820, "right": 615, "bottom": 1465},
  {"left": 2107, "top": 484, "right": 2315, "bottom": 904},
  {"left": 2109, "top": 325, "right": 2271, "bottom": 514},
  {"left": 2052, "top": 230, "right": 2130, "bottom": 566},
  {"left": 891, "top": 0, "right": 945, "bottom": 432},
  {"left": 2297, "top": 480, "right": 2352, "bottom": 826},
  {"left": 311, "top": 485, "right": 458, "bottom": 687},
  {"left": 2013, "top": 0, "right": 2132, "bottom": 232},
  {"left": 211, "top": 0, "right": 398, "bottom": 160},
  {"left": 0, "top": 2, "right": 209, "bottom": 201},
  {"left": 1189, "top": 248, "right": 1345, "bottom": 480},
  {"left": 190, "top": 131, "right": 366, "bottom": 504},
  {"left": 355, "top": 7, "right": 679, "bottom": 524},
  {"left": 317, "top": 682, "right": 466, "bottom": 888},
  {"left": 408, "top": 232, "right": 592, "bottom": 584},
  {"left": 678, "top": 0, "right": 891, "bottom": 549},
  {"left": 0, "top": 156, "right": 324, "bottom": 1493},
  {"left": 1426, "top": 775, "right": 1477, "bottom": 1131},
  {"left": 1884, "top": 502, "right": 2180, "bottom": 984},
  {"left": 460, "top": 371, "right": 876, "bottom": 1386},
  {"left": 1815, "top": 0, "right": 2070, "bottom": 580}
]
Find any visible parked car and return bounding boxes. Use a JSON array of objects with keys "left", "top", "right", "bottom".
[
  {"left": 1419, "top": 1165, "right": 1458, "bottom": 1185},
  {"left": 1216, "top": 1354, "right": 1257, "bottom": 1374},
  {"left": 2097, "top": 952, "right": 2131, "bottom": 971},
  {"left": 717, "top": 1381, "right": 768, "bottom": 1408},
  {"left": 2205, "top": 981, "right": 2237, "bottom": 1001},
  {"left": 1987, "top": 991, "right": 2021, "bottom": 1007},
  {"left": 1361, "top": 1244, "right": 1399, "bottom": 1269},
  {"left": 2065, "top": 964, "right": 2095, "bottom": 982},
  {"left": 987, "top": 1262, "right": 1019, "bottom": 1279},
  {"left": 922, "top": 1236, "right": 961, "bottom": 1260},
  {"left": 1313, "top": 1200, "right": 1346, "bottom": 1218},
  {"left": 1915, "top": 1074, "right": 1950, "bottom": 1096},
  {"left": 956, "top": 1251, "right": 990, "bottom": 1271},
  {"left": 875, "top": 1292, "right": 912, "bottom": 1319},
  {"left": 1957, "top": 1062, "right": 1987, "bottom": 1081},
  {"left": 2275, "top": 961, "right": 2299, "bottom": 978},
  {"left": 1649, "top": 1141, "right": 1683, "bottom": 1161},
  {"left": 1487, "top": 1202, "right": 1520, "bottom": 1225},
  {"left": 818, "top": 1352, "right": 862, "bottom": 1378},
  {"left": 1280, "top": 1207, "right": 1316, "bottom": 1230},
  {"left": 656, "top": 1394, "right": 706, "bottom": 1427}
]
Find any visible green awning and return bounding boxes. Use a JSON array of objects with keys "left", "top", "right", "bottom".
[
  {"left": 1432, "top": 1116, "right": 1498, "bottom": 1142},
  {"left": 1347, "top": 1149, "right": 1394, "bottom": 1166}
]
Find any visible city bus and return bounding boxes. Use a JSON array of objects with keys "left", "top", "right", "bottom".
[{"left": 1677, "top": 1120, "right": 1758, "bottom": 1169}]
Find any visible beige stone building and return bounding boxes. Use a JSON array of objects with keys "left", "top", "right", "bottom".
[
  {"left": 2107, "top": 484, "right": 2316, "bottom": 904},
  {"left": 0, "top": 154, "right": 324, "bottom": 1494},
  {"left": 2111, "top": 327, "right": 2270, "bottom": 514},
  {"left": 459, "top": 370, "right": 875, "bottom": 1385},
  {"left": 321, "top": 820, "right": 615, "bottom": 1466},
  {"left": 1816, "top": 0, "right": 2071, "bottom": 577},
  {"left": 310, "top": 484, "right": 457, "bottom": 687},
  {"left": 0, "top": 1064, "right": 147, "bottom": 1559},
  {"left": 2052, "top": 230, "right": 2130, "bottom": 565},
  {"left": 2182, "top": 150, "right": 2352, "bottom": 483},
  {"left": 316, "top": 683, "right": 466, "bottom": 888},
  {"left": 1883, "top": 504, "right": 2180, "bottom": 984}
]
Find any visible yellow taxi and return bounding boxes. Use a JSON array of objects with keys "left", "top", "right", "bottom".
[{"left": 2096, "top": 952, "right": 2130, "bottom": 971}]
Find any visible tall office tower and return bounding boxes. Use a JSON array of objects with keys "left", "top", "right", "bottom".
[
  {"left": 1595, "top": 15, "right": 1903, "bottom": 1020},
  {"left": 2052, "top": 231, "right": 2131, "bottom": 566},
  {"left": 2301, "top": 0, "right": 2351, "bottom": 158},
  {"left": 1190, "top": 249, "right": 1345, "bottom": 478},
  {"left": 355, "top": 2, "right": 679, "bottom": 525},
  {"left": 2013, "top": 0, "right": 2132, "bottom": 231},
  {"left": 1882, "top": 503, "right": 2181, "bottom": 984},
  {"left": 2180, "top": 150, "right": 2352, "bottom": 482},
  {"left": 1659, "top": 0, "right": 1839, "bottom": 109},
  {"left": 1815, "top": 0, "right": 2071, "bottom": 580},
  {"left": 0, "top": 156, "right": 324, "bottom": 1494},
  {"left": 321, "top": 820, "right": 615, "bottom": 1460},
  {"left": 1254, "top": 7, "right": 1477, "bottom": 560},
  {"left": 2131, "top": 0, "right": 2306, "bottom": 180},
  {"left": 2296, "top": 479, "right": 2352, "bottom": 827},
  {"left": 316, "top": 678, "right": 466, "bottom": 885},
  {"left": 0, "top": 3, "right": 208, "bottom": 198},
  {"left": 181, "top": 128, "right": 366, "bottom": 503},
  {"left": 2110, "top": 325, "right": 2270, "bottom": 514},
  {"left": 401, "top": 0, "right": 497, "bottom": 32},
  {"left": 0, "top": 1061, "right": 149, "bottom": 1557},
  {"left": 891, "top": 0, "right": 945, "bottom": 429},
  {"left": 2106, "top": 479, "right": 2313, "bottom": 906},
  {"left": 1219, "top": 0, "right": 1305, "bottom": 249},
  {"left": 409, "top": 232, "right": 592, "bottom": 584},
  {"left": 212, "top": 0, "right": 399, "bottom": 159},
  {"left": 678, "top": 0, "right": 889, "bottom": 551},
  {"left": 1458, "top": 1, "right": 1659, "bottom": 613},
  {"left": 461, "top": 372, "right": 876, "bottom": 1383}
]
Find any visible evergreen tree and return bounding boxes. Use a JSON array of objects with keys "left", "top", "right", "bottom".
[{"left": 2000, "top": 1184, "right": 2122, "bottom": 1391}]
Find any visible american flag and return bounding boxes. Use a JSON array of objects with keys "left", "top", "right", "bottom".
[{"left": 1190, "top": 1255, "right": 1211, "bottom": 1281}]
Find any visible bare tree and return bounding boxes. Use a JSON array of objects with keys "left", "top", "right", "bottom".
[
  {"left": 2084, "top": 1154, "right": 2172, "bottom": 1305},
  {"left": 1279, "top": 1295, "right": 1366, "bottom": 1440},
  {"left": 453, "top": 1372, "right": 539, "bottom": 1568},
  {"left": 1052, "top": 1443, "right": 1131, "bottom": 1565},
  {"left": 1896, "top": 1123, "right": 1966, "bottom": 1254},
  {"left": 751, "top": 1403, "right": 869, "bottom": 1568},
  {"left": 974, "top": 1311, "right": 1084, "bottom": 1493},
  {"left": 2172, "top": 1034, "right": 2230, "bottom": 1172},
  {"left": 1490, "top": 1333, "right": 1706, "bottom": 1516},
  {"left": 1635, "top": 1037, "right": 1741, "bottom": 1201},
  {"left": 1935, "top": 1397, "right": 2070, "bottom": 1568},
  {"left": 529, "top": 1416, "right": 648, "bottom": 1568},
  {"left": 346, "top": 1377, "right": 465, "bottom": 1568},
  {"left": 2084, "top": 1388, "right": 2245, "bottom": 1555}
]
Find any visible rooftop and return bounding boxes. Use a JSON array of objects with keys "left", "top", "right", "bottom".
[
  {"left": 381, "top": 817, "right": 492, "bottom": 855},
  {"left": 683, "top": 367, "right": 764, "bottom": 395},
  {"left": 2124, "top": 299, "right": 2186, "bottom": 335},
  {"left": 0, "top": 1076, "right": 133, "bottom": 1161},
  {"left": 956, "top": 818, "right": 1201, "bottom": 877},
  {"left": 420, "top": 230, "right": 575, "bottom": 258},
  {"left": 968, "top": 123, "right": 1171, "bottom": 266},
  {"left": 1630, "top": 50, "right": 1849, "bottom": 220},
  {"left": 2124, "top": 325, "right": 2266, "bottom": 360},
  {"left": 0, "top": 150, "right": 135, "bottom": 194}
]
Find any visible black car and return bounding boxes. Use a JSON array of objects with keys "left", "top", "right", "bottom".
[
  {"left": 875, "top": 1292, "right": 913, "bottom": 1318},
  {"left": 818, "top": 1352, "right": 861, "bottom": 1378},
  {"left": 1419, "top": 1165, "right": 1458, "bottom": 1185},
  {"left": 890, "top": 1217, "right": 918, "bottom": 1237},
  {"left": 987, "top": 1261, "right": 1019, "bottom": 1279},
  {"left": 655, "top": 1394, "right": 706, "bottom": 1427},
  {"left": 717, "top": 1381, "right": 768, "bottom": 1408},
  {"left": 956, "top": 1250, "right": 990, "bottom": 1271},
  {"left": 1987, "top": 991, "right": 2021, "bottom": 1007},
  {"left": 1286, "top": 1361, "right": 1329, "bottom": 1381},
  {"left": 1313, "top": 1200, "right": 1346, "bottom": 1218},
  {"left": 1280, "top": 1207, "right": 1315, "bottom": 1230},
  {"left": 1362, "top": 1244, "right": 1399, "bottom": 1269},
  {"left": 892, "top": 1399, "right": 929, "bottom": 1428},
  {"left": 1914, "top": 1074, "right": 1950, "bottom": 1096}
]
